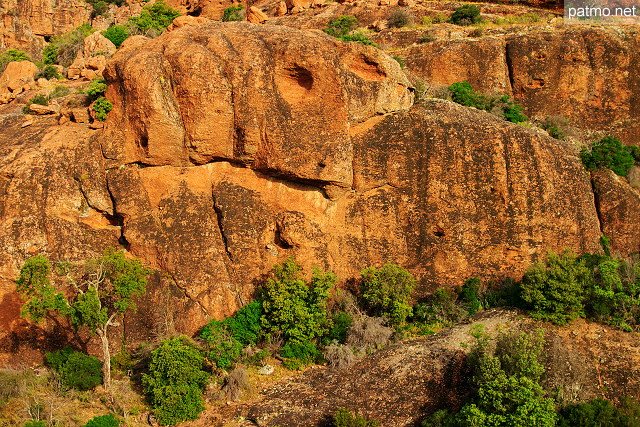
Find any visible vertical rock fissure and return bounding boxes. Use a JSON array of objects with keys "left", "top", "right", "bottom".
[
  {"left": 105, "top": 180, "right": 130, "bottom": 249},
  {"left": 590, "top": 174, "right": 605, "bottom": 236},
  {"left": 505, "top": 40, "right": 516, "bottom": 96},
  {"left": 212, "top": 193, "right": 233, "bottom": 263}
]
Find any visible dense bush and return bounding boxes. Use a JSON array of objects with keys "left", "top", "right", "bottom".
[
  {"left": 85, "top": 78, "right": 107, "bottom": 100},
  {"left": 339, "top": 33, "right": 378, "bottom": 47},
  {"left": 142, "top": 336, "right": 208, "bottom": 425},
  {"left": 325, "top": 310, "right": 353, "bottom": 344},
  {"left": 84, "top": 414, "right": 120, "bottom": 427},
  {"left": 558, "top": 398, "right": 640, "bottom": 426},
  {"left": 200, "top": 300, "right": 264, "bottom": 370},
  {"left": 280, "top": 340, "right": 322, "bottom": 368},
  {"left": 323, "top": 15, "right": 359, "bottom": 37},
  {"left": 36, "top": 64, "right": 60, "bottom": 80},
  {"left": 460, "top": 277, "right": 482, "bottom": 315},
  {"left": 520, "top": 251, "right": 590, "bottom": 325},
  {"left": 334, "top": 408, "right": 380, "bottom": 427},
  {"left": 0, "top": 49, "right": 30, "bottom": 73},
  {"left": 46, "top": 347, "right": 103, "bottom": 390},
  {"left": 85, "top": 0, "right": 124, "bottom": 18},
  {"left": 449, "top": 5, "right": 482, "bottom": 25},
  {"left": 92, "top": 96, "right": 113, "bottom": 121},
  {"left": 129, "top": 1, "right": 181, "bottom": 33},
  {"left": 449, "top": 81, "right": 490, "bottom": 110},
  {"left": 580, "top": 136, "right": 637, "bottom": 177},
  {"left": 261, "top": 257, "right": 334, "bottom": 344},
  {"left": 200, "top": 319, "right": 243, "bottom": 370},
  {"left": 360, "top": 264, "right": 415, "bottom": 326},
  {"left": 387, "top": 9, "right": 412, "bottom": 28},
  {"left": 428, "top": 330, "right": 556, "bottom": 426},
  {"left": 449, "top": 82, "right": 527, "bottom": 123},
  {"left": 102, "top": 25, "right": 129, "bottom": 48},
  {"left": 222, "top": 5, "right": 244, "bottom": 22}
]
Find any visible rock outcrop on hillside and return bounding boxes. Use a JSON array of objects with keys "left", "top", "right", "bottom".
[
  {"left": 0, "top": 22, "right": 638, "bottom": 363},
  {"left": 217, "top": 310, "right": 640, "bottom": 426},
  {"left": 396, "top": 26, "right": 640, "bottom": 145}
]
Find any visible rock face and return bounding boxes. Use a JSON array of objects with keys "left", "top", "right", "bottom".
[
  {"left": 396, "top": 26, "right": 640, "bottom": 144},
  {"left": 592, "top": 170, "right": 640, "bottom": 256},
  {"left": 0, "top": 22, "right": 638, "bottom": 362},
  {"left": 0, "top": 0, "right": 91, "bottom": 54},
  {"left": 67, "top": 32, "right": 117, "bottom": 80}
]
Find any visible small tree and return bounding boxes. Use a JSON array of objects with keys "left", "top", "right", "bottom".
[
  {"left": 360, "top": 263, "right": 416, "bottom": 326},
  {"left": 16, "top": 249, "right": 151, "bottom": 389}
]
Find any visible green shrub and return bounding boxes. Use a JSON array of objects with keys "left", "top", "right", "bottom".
[
  {"left": 223, "top": 300, "right": 263, "bottom": 345},
  {"left": 36, "top": 64, "right": 61, "bottom": 80},
  {"left": 360, "top": 263, "right": 415, "bottom": 326},
  {"left": 102, "top": 25, "right": 129, "bottom": 48},
  {"left": 540, "top": 115, "right": 569, "bottom": 140},
  {"left": 323, "top": 15, "right": 358, "bottom": 37},
  {"left": 42, "top": 44, "right": 59, "bottom": 65},
  {"left": 450, "top": 5, "right": 482, "bottom": 26},
  {"left": 221, "top": 5, "right": 244, "bottom": 22},
  {"left": 580, "top": 136, "right": 636, "bottom": 177},
  {"left": 449, "top": 81, "right": 489, "bottom": 110},
  {"left": 129, "top": 1, "right": 181, "bottom": 33},
  {"left": 339, "top": 33, "right": 378, "bottom": 47},
  {"left": 520, "top": 251, "right": 591, "bottom": 325},
  {"left": 498, "top": 95, "right": 527, "bottom": 123},
  {"left": 46, "top": 348, "right": 103, "bottom": 390},
  {"left": 84, "top": 414, "right": 120, "bottom": 427},
  {"left": 558, "top": 398, "right": 640, "bottom": 427},
  {"left": 22, "top": 93, "right": 50, "bottom": 114},
  {"left": 456, "top": 330, "right": 556, "bottom": 426},
  {"left": 412, "top": 288, "right": 465, "bottom": 326},
  {"left": 92, "top": 96, "right": 113, "bottom": 121},
  {"left": 200, "top": 319, "right": 243, "bottom": 370},
  {"left": 325, "top": 311, "right": 353, "bottom": 344},
  {"left": 261, "top": 257, "right": 334, "bottom": 343},
  {"left": 142, "top": 336, "right": 208, "bottom": 426},
  {"left": 460, "top": 277, "right": 482, "bottom": 315},
  {"left": 387, "top": 9, "right": 412, "bottom": 28},
  {"left": 0, "top": 49, "right": 30, "bottom": 73},
  {"left": 432, "top": 13, "right": 448, "bottom": 24},
  {"left": 85, "top": 78, "right": 107, "bottom": 100},
  {"left": 24, "top": 421, "right": 47, "bottom": 427},
  {"left": 334, "top": 408, "right": 380, "bottom": 427},
  {"left": 280, "top": 340, "right": 322, "bottom": 368}
]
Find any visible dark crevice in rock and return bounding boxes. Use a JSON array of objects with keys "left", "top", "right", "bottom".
[
  {"left": 166, "top": 272, "right": 210, "bottom": 317},
  {"left": 212, "top": 193, "right": 233, "bottom": 262},
  {"left": 590, "top": 174, "right": 605, "bottom": 236},
  {"left": 505, "top": 40, "right": 516, "bottom": 96},
  {"left": 105, "top": 179, "right": 130, "bottom": 250}
]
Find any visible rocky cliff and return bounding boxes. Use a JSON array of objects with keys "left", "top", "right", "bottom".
[{"left": 3, "top": 21, "right": 639, "bottom": 361}]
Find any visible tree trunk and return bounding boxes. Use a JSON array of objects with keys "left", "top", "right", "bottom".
[{"left": 98, "top": 328, "right": 111, "bottom": 390}]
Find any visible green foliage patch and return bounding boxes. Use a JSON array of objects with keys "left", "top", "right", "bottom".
[
  {"left": 339, "top": 33, "right": 378, "bottom": 47},
  {"left": 83, "top": 413, "right": 120, "bottom": 427},
  {"left": 449, "top": 5, "right": 482, "bottom": 25},
  {"left": 93, "top": 96, "right": 113, "bottom": 121},
  {"left": 102, "top": 25, "right": 129, "bottom": 48},
  {"left": 360, "top": 263, "right": 415, "bottom": 326},
  {"left": 222, "top": 5, "right": 244, "bottom": 21},
  {"left": 448, "top": 81, "right": 528, "bottom": 123},
  {"left": 334, "top": 408, "right": 380, "bottom": 427},
  {"left": 580, "top": 136, "right": 637, "bottom": 177},
  {"left": 0, "top": 49, "right": 30, "bottom": 73},
  {"left": 43, "top": 24, "right": 95, "bottom": 67},
  {"left": 323, "top": 15, "right": 359, "bottom": 37},
  {"left": 45, "top": 347, "right": 103, "bottom": 390},
  {"left": 142, "top": 336, "right": 208, "bottom": 425},
  {"left": 129, "top": 1, "right": 181, "bottom": 33}
]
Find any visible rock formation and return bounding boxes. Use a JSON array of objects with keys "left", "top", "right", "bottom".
[{"left": 0, "top": 20, "right": 639, "bottom": 365}]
